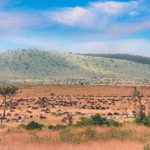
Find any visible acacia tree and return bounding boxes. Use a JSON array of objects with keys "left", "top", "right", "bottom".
[{"left": 0, "top": 86, "right": 18, "bottom": 119}]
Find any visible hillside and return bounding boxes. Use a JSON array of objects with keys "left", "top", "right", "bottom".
[
  {"left": 0, "top": 49, "right": 150, "bottom": 85},
  {"left": 80, "top": 53, "right": 150, "bottom": 65}
]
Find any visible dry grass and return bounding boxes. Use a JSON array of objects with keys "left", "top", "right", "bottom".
[{"left": 0, "top": 124, "right": 149, "bottom": 150}]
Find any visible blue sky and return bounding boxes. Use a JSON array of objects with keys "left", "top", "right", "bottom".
[{"left": 0, "top": 0, "right": 150, "bottom": 56}]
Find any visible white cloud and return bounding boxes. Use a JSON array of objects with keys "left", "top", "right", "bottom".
[
  {"left": 0, "top": 0, "right": 148, "bottom": 37},
  {"left": 44, "top": 0, "right": 150, "bottom": 37},
  {"left": 90, "top": 1, "right": 138, "bottom": 15},
  {"left": 49, "top": 7, "right": 96, "bottom": 28},
  {"left": 47, "top": 1, "right": 139, "bottom": 29},
  {"left": 0, "top": 9, "right": 48, "bottom": 37}
]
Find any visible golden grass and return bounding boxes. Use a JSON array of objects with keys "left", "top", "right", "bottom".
[{"left": 0, "top": 124, "right": 149, "bottom": 150}]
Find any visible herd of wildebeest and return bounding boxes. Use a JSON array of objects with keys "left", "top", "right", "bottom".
[{"left": 0, "top": 91, "right": 150, "bottom": 124}]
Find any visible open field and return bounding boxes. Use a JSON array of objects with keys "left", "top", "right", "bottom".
[
  {"left": 0, "top": 85, "right": 150, "bottom": 125},
  {"left": 15, "top": 85, "right": 150, "bottom": 98},
  {"left": 0, "top": 85, "right": 150, "bottom": 150}
]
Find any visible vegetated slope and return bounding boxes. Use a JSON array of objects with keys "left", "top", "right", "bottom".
[
  {"left": 80, "top": 53, "right": 150, "bottom": 65},
  {"left": 0, "top": 49, "right": 150, "bottom": 85}
]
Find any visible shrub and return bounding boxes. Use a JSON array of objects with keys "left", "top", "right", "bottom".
[
  {"left": 76, "top": 114, "right": 120, "bottom": 127},
  {"left": 143, "top": 115, "right": 150, "bottom": 127},
  {"left": 135, "top": 114, "right": 150, "bottom": 127},
  {"left": 91, "top": 114, "right": 107, "bottom": 125},
  {"left": 26, "top": 121, "right": 44, "bottom": 130},
  {"left": 105, "top": 119, "right": 120, "bottom": 127},
  {"left": 76, "top": 117, "right": 92, "bottom": 126},
  {"left": 135, "top": 113, "right": 146, "bottom": 124}
]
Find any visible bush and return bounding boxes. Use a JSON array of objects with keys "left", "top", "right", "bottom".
[
  {"left": 26, "top": 121, "right": 44, "bottom": 130},
  {"left": 135, "top": 113, "right": 146, "bottom": 124},
  {"left": 106, "top": 119, "right": 120, "bottom": 127},
  {"left": 76, "top": 117, "right": 93, "bottom": 126},
  {"left": 91, "top": 114, "right": 107, "bottom": 125},
  {"left": 135, "top": 114, "right": 150, "bottom": 127},
  {"left": 143, "top": 115, "right": 150, "bottom": 127},
  {"left": 76, "top": 114, "right": 120, "bottom": 127}
]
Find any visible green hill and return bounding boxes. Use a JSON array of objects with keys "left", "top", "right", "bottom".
[
  {"left": 0, "top": 49, "right": 150, "bottom": 85},
  {"left": 80, "top": 53, "right": 150, "bottom": 65}
]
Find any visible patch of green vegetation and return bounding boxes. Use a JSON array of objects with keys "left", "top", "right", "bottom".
[
  {"left": 76, "top": 114, "right": 120, "bottom": 127},
  {"left": 135, "top": 115, "right": 150, "bottom": 127},
  {"left": 26, "top": 121, "right": 44, "bottom": 130},
  {"left": 76, "top": 117, "right": 92, "bottom": 126},
  {"left": 143, "top": 115, "right": 150, "bottom": 127}
]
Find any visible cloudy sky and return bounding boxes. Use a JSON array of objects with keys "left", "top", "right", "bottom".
[{"left": 0, "top": 0, "right": 150, "bottom": 56}]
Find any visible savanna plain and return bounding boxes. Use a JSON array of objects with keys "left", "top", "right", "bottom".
[{"left": 0, "top": 85, "right": 150, "bottom": 150}]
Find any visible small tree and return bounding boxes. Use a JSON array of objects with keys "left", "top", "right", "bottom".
[
  {"left": 0, "top": 86, "right": 18, "bottom": 119},
  {"left": 132, "top": 86, "right": 145, "bottom": 121},
  {"left": 67, "top": 113, "right": 73, "bottom": 126},
  {"left": 61, "top": 113, "right": 73, "bottom": 126}
]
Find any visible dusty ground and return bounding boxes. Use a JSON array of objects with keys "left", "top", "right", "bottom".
[{"left": 16, "top": 85, "right": 150, "bottom": 98}]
